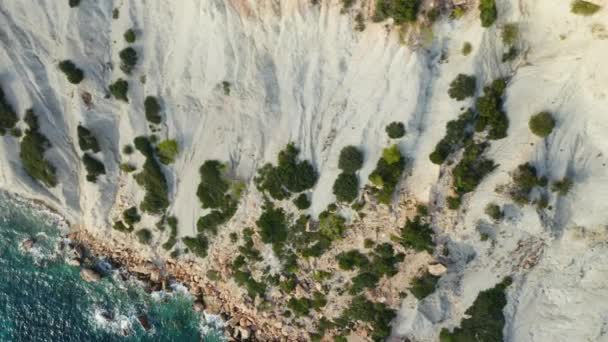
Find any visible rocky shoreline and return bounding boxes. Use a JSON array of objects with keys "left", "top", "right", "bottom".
[{"left": 65, "top": 228, "right": 310, "bottom": 341}]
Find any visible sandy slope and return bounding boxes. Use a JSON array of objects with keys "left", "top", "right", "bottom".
[{"left": 0, "top": 0, "right": 607, "bottom": 341}]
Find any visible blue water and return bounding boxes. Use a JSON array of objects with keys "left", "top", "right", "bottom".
[{"left": 0, "top": 193, "right": 224, "bottom": 342}]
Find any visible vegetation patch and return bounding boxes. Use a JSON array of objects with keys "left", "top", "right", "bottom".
[
  {"left": 0, "top": 86, "right": 18, "bottom": 134},
  {"left": 333, "top": 172, "right": 359, "bottom": 203},
  {"left": 429, "top": 110, "right": 475, "bottom": 164},
  {"left": 462, "top": 42, "right": 472, "bottom": 56},
  {"left": 293, "top": 193, "right": 311, "bottom": 210},
  {"left": 410, "top": 272, "right": 440, "bottom": 300},
  {"left": 502, "top": 23, "right": 519, "bottom": 45},
  {"left": 448, "top": 74, "right": 476, "bottom": 101},
  {"left": 254, "top": 143, "right": 318, "bottom": 200},
  {"left": 124, "top": 29, "right": 136, "bottom": 43},
  {"left": 144, "top": 96, "right": 162, "bottom": 124},
  {"left": 119, "top": 47, "right": 138, "bottom": 74},
  {"left": 338, "top": 145, "right": 364, "bottom": 173},
  {"left": 552, "top": 177, "right": 573, "bottom": 195},
  {"left": 136, "top": 229, "right": 152, "bottom": 244},
  {"left": 373, "top": 0, "right": 420, "bottom": 24},
  {"left": 337, "top": 250, "right": 369, "bottom": 271},
  {"left": 399, "top": 215, "right": 434, "bottom": 252},
  {"left": 123, "top": 206, "right": 141, "bottom": 226},
  {"left": 109, "top": 79, "right": 129, "bottom": 102},
  {"left": 133, "top": 136, "right": 169, "bottom": 214},
  {"left": 58, "top": 60, "right": 84, "bottom": 84},
  {"left": 20, "top": 109, "right": 57, "bottom": 187},
  {"left": 440, "top": 277, "right": 512, "bottom": 342},
  {"left": 368, "top": 145, "right": 406, "bottom": 204},
  {"left": 182, "top": 234, "right": 209, "bottom": 258},
  {"left": 485, "top": 203, "right": 503, "bottom": 221},
  {"left": 337, "top": 295, "right": 396, "bottom": 341},
  {"left": 475, "top": 79, "right": 508, "bottom": 140},
  {"left": 509, "top": 163, "right": 546, "bottom": 205},
  {"left": 196, "top": 160, "right": 239, "bottom": 235},
  {"left": 571, "top": 0, "right": 601, "bottom": 15},
  {"left": 529, "top": 111, "right": 555, "bottom": 138},
  {"left": 82, "top": 153, "right": 105, "bottom": 182},
  {"left": 452, "top": 142, "right": 496, "bottom": 198},
  {"left": 162, "top": 216, "right": 179, "bottom": 250},
  {"left": 385, "top": 121, "right": 406, "bottom": 139},
  {"left": 156, "top": 139, "right": 178, "bottom": 164},
  {"left": 479, "top": 0, "right": 497, "bottom": 27},
  {"left": 77, "top": 125, "right": 100, "bottom": 153}
]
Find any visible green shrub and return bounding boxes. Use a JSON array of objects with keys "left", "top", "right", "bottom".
[
  {"left": 120, "top": 163, "right": 136, "bottom": 173},
  {"left": 69, "top": 0, "right": 80, "bottom": 8},
  {"left": 318, "top": 211, "right": 347, "bottom": 241},
  {"left": 112, "top": 8, "right": 119, "bottom": 19},
  {"left": 197, "top": 203, "right": 237, "bottom": 235},
  {"left": 162, "top": 216, "right": 179, "bottom": 250},
  {"left": 119, "top": 47, "right": 138, "bottom": 74},
  {"left": 136, "top": 229, "right": 152, "bottom": 244},
  {"left": 123, "top": 206, "right": 141, "bottom": 226},
  {"left": 58, "top": 60, "right": 84, "bottom": 84},
  {"left": 440, "top": 277, "right": 512, "bottom": 342},
  {"left": 510, "top": 163, "right": 545, "bottom": 205},
  {"left": 355, "top": 12, "right": 366, "bottom": 31},
  {"left": 123, "top": 144, "right": 134, "bottom": 155},
  {"left": 124, "top": 29, "right": 136, "bottom": 43},
  {"left": 529, "top": 111, "right": 555, "bottom": 137},
  {"left": 571, "top": 0, "right": 601, "bottom": 15},
  {"left": 374, "top": 0, "right": 420, "bottom": 24},
  {"left": 109, "top": 79, "right": 129, "bottom": 102},
  {"left": 446, "top": 196, "right": 461, "bottom": 209},
  {"left": 485, "top": 203, "right": 503, "bottom": 221},
  {"left": 448, "top": 74, "right": 476, "bottom": 101},
  {"left": 338, "top": 145, "right": 364, "bottom": 173},
  {"left": 348, "top": 243, "right": 404, "bottom": 295},
  {"left": 552, "top": 178, "right": 573, "bottom": 195},
  {"left": 453, "top": 142, "right": 496, "bottom": 195},
  {"left": 156, "top": 139, "right": 178, "bottom": 164},
  {"left": 338, "top": 296, "right": 396, "bottom": 341},
  {"left": 312, "top": 291, "right": 327, "bottom": 311},
  {"left": 20, "top": 109, "right": 57, "bottom": 187},
  {"left": 10, "top": 127, "right": 22, "bottom": 138},
  {"left": 0, "top": 86, "right": 19, "bottom": 132},
  {"left": 133, "top": 136, "right": 169, "bottom": 214},
  {"left": 479, "top": 0, "right": 497, "bottom": 27},
  {"left": 462, "top": 42, "right": 472, "bottom": 56},
  {"left": 429, "top": 109, "right": 475, "bottom": 165},
  {"left": 342, "top": 0, "right": 355, "bottom": 9},
  {"left": 502, "top": 23, "right": 519, "bottom": 45},
  {"left": 410, "top": 272, "right": 439, "bottom": 300},
  {"left": 144, "top": 96, "right": 162, "bottom": 124},
  {"left": 337, "top": 250, "right": 370, "bottom": 270},
  {"left": 254, "top": 143, "right": 318, "bottom": 200},
  {"left": 82, "top": 153, "right": 106, "bottom": 182},
  {"left": 113, "top": 220, "right": 132, "bottom": 233},
  {"left": 502, "top": 46, "right": 518, "bottom": 62},
  {"left": 333, "top": 172, "right": 359, "bottom": 203},
  {"left": 399, "top": 215, "right": 434, "bottom": 252},
  {"left": 385, "top": 122, "right": 406, "bottom": 139},
  {"left": 350, "top": 272, "right": 380, "bottom": 294},
  {"left": 256, "top": 204, "right": 288, "bottom": 245},
  {"left": 77, "top": 125, "right": 100, "bottom": 152},
  {"left": 288, "top": 297, "right": 312, "bottom": 316},
  {"left": 293, "top": 193, "right": 311, "bottom": 210},
  {"left": 197, "top": 160, "right": 230, "bottom": 208},
  {"left": 475, "top": 79, "right": 509, "bottom": 140},
  {"left": 182, "top": 234, "right": 209, "bottom": 258},
  {"left": 368, "top": 145, "right": 406, "bottom": 204},
  {"left": 364, "top": 238, "right": 375, "bottom": 249}
]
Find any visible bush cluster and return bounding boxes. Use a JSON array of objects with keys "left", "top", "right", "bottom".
[
  {"left": 156, "top": 139, "right": 178, "bottom": 164},
  {"left": 399, "top": 215, "right": 434, "bottom": 252},
  {"left": 182, "top": 234, "right": 209, "bottom": 258},
  {"left": 529, "top": 111, "right": 555, "bottom": 137},
  {"left": 349, "top": 243, "right": 404, "bottom": 294},
  {"left": 133, "top": 136, "right": 169, "bottom": 214},
  {"left": 475, "top": 79, "right": 508, "bottom": 140},
  {"left": 109, "top": 79, "right": 129, "bottom": 102},
  {"left": 552, "top": 178, "right": 573, "bottom": 196},
  {"left": 373, "top": 0, "right": 420, "bottom": 24},
  {"left": 410, "top": 272, "right": 439, "bottom": 300},
  {"left": 453, "top": 142, "right": 496, "bottom": 198},
  {"left": 20, "top": 109, "right": 57, "bottom": 187},
  {"left": 0, "top": 86, "right": 18, "bottom": 133},
  {"left": 385, "top": 122, "right": 406, "bottom": 139},
  {"left": 144, "top": 96, "right": 162, "bottom": 124},
  {"left": 256, "top": 203, "right": 288, "bottom": 246},
  {"left": 462, "top": 42, "right": 473, "bottom": 56},
  {"left": 123, "top": 206, "right": 141, "bottom": 226},
  {"left": 337, "top": 250, "right": 369, "bottom": 271},
  {"left": 82, "top": 153, "right": 106, "bottom": 182},
  {"left": 77, "top": 125, "right": 100, "bottom": 152},
  {"left": 338, "top": 145, "right": 364, "bottom": 173},
  {"left": 119, "top": 47, "right": 138, "bottom": 74},
  {"left": 571, "top": 0, "right": 602, "bottom": 15},
  {"left": 162, "top": 216, "right": 179, "bottom": 250},
  {"left": 448, "top": 74, "right": 476, "bottom": 101},
  {"left": 440, "top": 277, "right": 512, "bottom": 342},
  {"left": 485, "top": 203, "right": 503, "bottom": 221},
  {"left": 337, "top": 295, "right": 396, "bottom": 341},
  {"left": 254, "top": 143, "right": 318, "bottom": 200},
  {"left": 293, "top": 193, "right": 311, "bottom": 210},
  {"left": 58, "top": 60, "right": 84, "bottom": 84},
  {"left": 196, "top": 160, "right": 238, "bottom": 234},
  {"left": 136, "top": 229, "right": 152, "bottom": 244},
  {"left": 509, "top": 163, "right": 546, "bottom": 205},
  {"left": 429, "top": 110, "right": 475, "bottom": 164},
  {"left": 479, "top": 0, "right": 497, "bottom": 27},
  {"left": 333, "top": 172, "right": 359, "bottom": 203},
  {"left": 502, "top": 23, "right": 519, "bottom": 45},
  {"left": 368, "top": 145, "right": 406, "bottom": 204}
]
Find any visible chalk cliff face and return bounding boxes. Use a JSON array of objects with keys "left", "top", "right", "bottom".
[{"left": 1, "top": 0, "right": 608, "bottom": 340}]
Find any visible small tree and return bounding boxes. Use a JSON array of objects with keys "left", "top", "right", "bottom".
[
  {"left": 136, "top": 229, "right": 153, "bottom": 244},
  {"left": 156, "top": 139, "right": 179, "bottom": 164},
  {"left": 552, "top": 178, "right": 573, "bottom": 195},
  {"left": 124, "top": 29, "right": 136, "bottom": 43},
  {"left": 571, "top": 0, "right": 602, "bottom": 15},
  {"left": 385, "top": 122, "right": 406, "bottom": 139},
  {"left": 484, "top": 203, "right": 503, "bottom": 221},
  {"left": 529, "top": 112, "right": 555, "bottom": 137},
  {"left": 109, "top": 79, "right": 129, "bottom": 102},
  {"left": 119, "top": 47, "right": 138, "bottom": 74},
  {"left": 293, "top": 193, "right": 311, "bottom": 210},
  {"left": 58, "top": 60, "right": 84, "bottom": 84},
  {"left": 82, "top": 153, "right": 106, "bottom": 182},
  {"left": 144, "top": 96, "right": 162, "bottom": 124},
  {"left": 77, "top": 125, "right": 100, "bottom": 152},
  {"left": 479, "top": 0, "right": 497, "bottom": 27},
  {"left": 69, "top": 0, "right": 80, "bottom": 7},
  {"left": 333, "top": 172, "right": 359, "bottom": 203},
  {"left": 338, "top": 145, "right": 364, "bottom": 173},
  {"left": 448, "top": 74, "right": 476, "bottom": 100},
  {"left": 462, "top": 42, "right": 473, "bottom": 56}
]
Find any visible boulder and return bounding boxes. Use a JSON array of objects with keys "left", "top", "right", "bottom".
[
  {"left": 428, "top": 263, "right": 447, "bottom": 276},
  {"left": 21, "top": 238, "right": 35, "bottom": 251},
  {"left": 80, "top": 268, "right": 101, "bottom": 282}
]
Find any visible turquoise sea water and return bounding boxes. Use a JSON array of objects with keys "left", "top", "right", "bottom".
[{"left": 0, "top": 193, "right": 224, "bottom": 342}]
